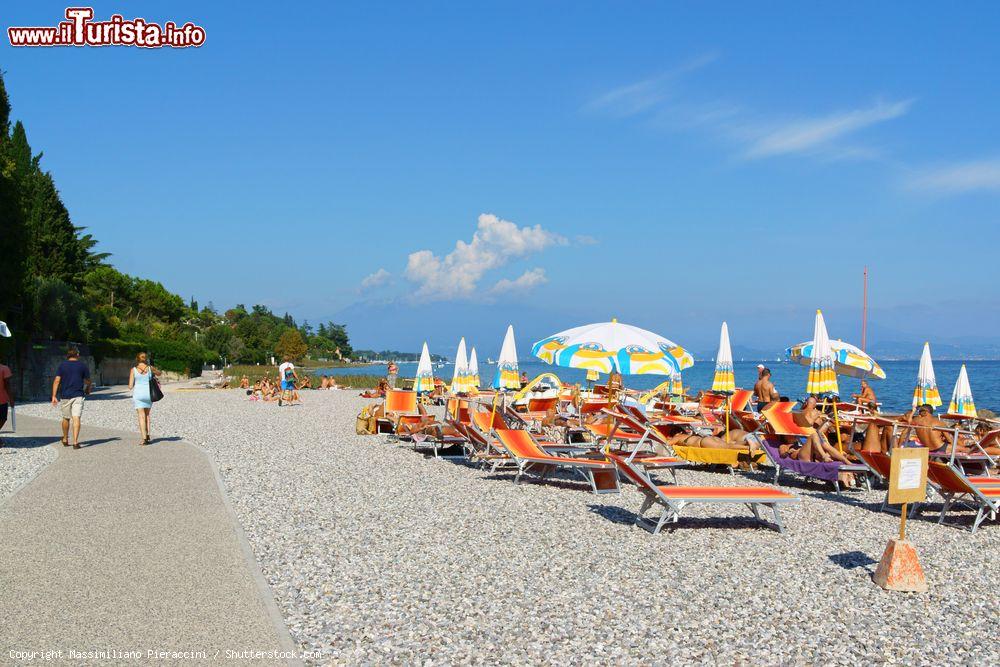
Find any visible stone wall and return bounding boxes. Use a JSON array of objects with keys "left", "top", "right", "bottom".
[
  {"left": 8, "top": 342, "right": 97, "bottom": 400},
  {"left": 5, "top": 344, "right": 190, "bottom": 399}
]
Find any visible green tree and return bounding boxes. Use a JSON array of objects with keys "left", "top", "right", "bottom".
[{"left": 274, "top": 329, "right": 307, "bottom": 361}]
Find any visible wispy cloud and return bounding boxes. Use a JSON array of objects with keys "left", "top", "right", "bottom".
[
  {"left": 588, "top": 56, "right": 912, "bottom": 163},
  {"left": 737, "top": 99, "right": 913, "bottom": 160},
  {"left": 584, "top": 53, "right": 719, "bottom": 117},
  {"left": 905, "top": 157, "right": 1000, "bottom": 194},
  {"left": 360, "top": 268, "right": 391, "bottom": 290},
  {"left": 404, "top": 214, "right": 565, "bottom": 302},
  {"left": 574, "top": 234, "right": 598, "bottom": 246},
  {"left": 491, "top": 268, "right": 548, "bottom": 295}
]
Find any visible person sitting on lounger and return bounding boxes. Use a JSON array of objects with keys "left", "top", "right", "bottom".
[
  {"left": 899, "top": 404, "right": 969, "bottom": 455},
  {"left": 851, "top": 380, "right": 877, "bottom": 413},
  {"left": 794, "top": 396, "right": 857, "bottom": 485}
]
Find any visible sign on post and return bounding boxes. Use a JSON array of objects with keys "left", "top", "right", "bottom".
[
  {"left": 873, "top": 446, "right": 929, "bottom": 592},
  {"left": 887, "top": 447, "right": 928, "bottom": 506}
]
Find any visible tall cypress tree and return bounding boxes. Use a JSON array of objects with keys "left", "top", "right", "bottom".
[{"left": 0, "top": 74, "right": 27, "bottom": 336}]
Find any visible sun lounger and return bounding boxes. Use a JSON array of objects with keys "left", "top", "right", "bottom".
[
  {"left": 922, "top": 460, "right": 1000, "bottom": 533},
  {"left": 376, "top": 389, "right": 419, "bottom": 433},
  {"left": 606, "top": 452, "right": 798, "bottom": 534},
  {"left": 493, "top": 428, "right": 620, "bottom": 494},
  {"left": 760, "top": 403, "right": 871, "bottom": 492}
]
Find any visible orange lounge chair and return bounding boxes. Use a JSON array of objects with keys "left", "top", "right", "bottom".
[
  {"left": 493, "top": 428, "right": 620, "bottom": 494},
  {"left": 376, "top": 389, "right": 420, "bottom": 433},
  {"left": 606, "top": 452, "right": 798, "bottom": 534},
  {"left": 760, "top": 402, "right": 871, "bottom": 492},
  {"left": 922, "top": 460, "right": 1000, "bottom": 533}
]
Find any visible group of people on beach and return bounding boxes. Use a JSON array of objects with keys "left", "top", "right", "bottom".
[{"left": 238, "top": 357, "right": 347, "bottom": 405}]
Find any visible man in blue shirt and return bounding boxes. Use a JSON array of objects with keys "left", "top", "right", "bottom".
[{"left": 51, "top": 347, "right": 92, "bottom": 449}]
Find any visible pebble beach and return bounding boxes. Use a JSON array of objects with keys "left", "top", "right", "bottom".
[{"left": 17, "top": 388, "right": 1000, "bottom": 665}]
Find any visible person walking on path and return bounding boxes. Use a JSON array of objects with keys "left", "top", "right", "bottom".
[
  {"left": 0, "top": 361, "right": 13, "bottom": 447},
  {"left": 51, "top": 347, "right": 92, "bottom": 449},
  {"left": 128, "top": 352, "right": 160, "bottom": 445},
  {"left": 386, "top": 361, "right": 398, "bottom": 389}
]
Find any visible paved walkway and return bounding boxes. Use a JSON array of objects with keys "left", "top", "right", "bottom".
[{"left": 0, "top": 416, "right": 298, "bottom": 664}]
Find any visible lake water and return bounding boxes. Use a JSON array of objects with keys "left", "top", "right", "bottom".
[{"left": 317, "top": 359, "right": 1000, "bottom": 413}]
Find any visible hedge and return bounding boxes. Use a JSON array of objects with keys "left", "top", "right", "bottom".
[{"left": 91, "top": 337, "right": 209, "bottom": 377}]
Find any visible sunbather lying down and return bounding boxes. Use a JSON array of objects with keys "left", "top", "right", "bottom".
[{"left": 655, "top": 428, "right": 750, "bottom": 452}]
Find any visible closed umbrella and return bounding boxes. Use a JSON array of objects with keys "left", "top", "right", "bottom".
[
  {"left": 912, "top": 342, "right": 942, "bottom": 408},
  {"left": 711, "top": 322, "right": 735, "bottom": 393},
  {"left": 451, "top": 338, "right": 470, "bottom": 394},
  {"left": 947, "top": 364, "right": 977, "bottom": 418},
  {"left": 468, "top": 347, "right": 480, "bottom": 389},
  {"left": 492, "top": 325, "right": 520, "bottom": 390},
  {"left": 414, "top": 343, "right": 434, "bottom": 394},
  {"left": 0, "top": 321, "right": 10, "bottom": 337}
]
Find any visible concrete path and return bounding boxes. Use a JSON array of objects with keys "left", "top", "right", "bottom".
[{"left": 0, "top": 416, "right": 298, "bottom": 665}]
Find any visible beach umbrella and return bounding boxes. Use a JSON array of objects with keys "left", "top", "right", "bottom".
[
  {"left": 414, "top": 342, "right": 434, "bottom": 393},
  {"left": 787, "top": 338, "right": 885, "bottom": 380},
  {"left": 711, "top": 322, "right": 736, "bottom": 394},
  {"left": 531, "top": 319, "right": 693, "bottom": 376},
  {"left": 468, "top": 347, "right": 480, "bottom": 389},
  {"left": 451, "top": 337, "right": 470, "bottom": 393},
  {"left": 803, "top": 310, "right": 839, "bottom": 397},
  {"left": 0, "top": 321, "right": 10, "bottom": 337},
  {"left": 912, "top": 342, "right": 942, "bottom": 408},
  {"left": 492, "top": 325, "right": 520, "bottom": 390},
  {"left": 947, "top": 364, "right": 977, "bottom": 418}
]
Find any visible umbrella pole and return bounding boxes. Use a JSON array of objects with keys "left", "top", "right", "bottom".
[{"left": 725, "top": 395, "right": 730, "bottom": 444}]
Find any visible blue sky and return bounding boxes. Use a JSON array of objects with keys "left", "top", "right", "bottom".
[{"left": 4, "top": 2, "right": 1000, "bottom": 356}]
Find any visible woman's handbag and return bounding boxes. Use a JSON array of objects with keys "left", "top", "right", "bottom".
[{"left": 149, "top": 364, "right": 164, "bottom": 403}]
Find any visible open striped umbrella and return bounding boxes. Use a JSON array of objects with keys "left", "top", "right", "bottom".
[
  {"left": 711, "top": 322, "right": 735, "bottom": 393},
  {"left": 913, "top": 342, "right": 942, "bottom": 408},
  {"left": 787, "top": 339, "right": 885, "bottom": 380},
  {"left": 532, "top": 319, "right": 693, "bottom": 376},
  {"left": 468, "top": 347, "right": 480, "bottom": 389},
  {"left": 804, "top": 310, "right": 839, "bottom": 397},
  {"left": 414, "top": 342, "right": 434, "bottom": 393},
  {"left": 492, "top": 325, "right": 520, "bottom": 390},
  {"left": 947, "top": 364, "right": 977, "bottom": 418},
  {"left": 451, "top": 338, "right": 472, "bottom": 393}
]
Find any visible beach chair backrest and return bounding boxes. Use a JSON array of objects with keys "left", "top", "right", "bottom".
[
  {"left": 473, "top": 410, "right": 507, "bottom": 433},
  {"left": 495, "top": 429, "right": 548, "bottom": 459},
  {"left": 730, "top": 389, "right": 752, "bottom": 412},
  {"left": 385, "top": 390, "right": 418, "bottom": 414},
  {"left": 446, "top": 398, "right": 472, "bottom": 423},
  {"left": 580, "top": 399, "right": 609, "bottom": 415},
  {"left": 761, "top": 402, "right": 815, "bottom": 437},
  {"left": 927, "top": 460, "right": 975, "bottom": 495},
  {"left": 526, "top": 397, "right": 558, "bottom": 413},
  {"left": 856, "top": 449, "right": 891, "bottom": 479},
  {"left": 699, "top": 393, "right": 726, "bottom": 410}
]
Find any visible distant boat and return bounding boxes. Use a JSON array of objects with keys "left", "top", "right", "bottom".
[{"left": 487, "top": 358, "right": 496, "bottom": 365}]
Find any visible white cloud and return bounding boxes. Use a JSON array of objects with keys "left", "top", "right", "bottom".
[
  {"left": 360, "top": 268, "right": 391, "bottom": 289},
  {"left": 738, "top": 99, "right": 913, "bottom": 160},
  {"left": 491, "top": 268, "right": 548, "bottom": 294},
  {"left": 906, "top": 158, "right": 1000, "bottom": 194},
  {"left": 584, "top": 53, "right": 719, "bottom": 117},
  {"left": 575, "top": 234, "right": 598, "bottom": 246},
  {"left": 404, "top": 214, "right": 566, "bottom": 301}
]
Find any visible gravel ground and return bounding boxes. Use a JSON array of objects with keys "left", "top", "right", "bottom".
[
  {"left": 20, "top": 387, "right": 1000, "bottom": 665},
  {"left": 0, "top": 410, "right": 58, "bottom": 501}
]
